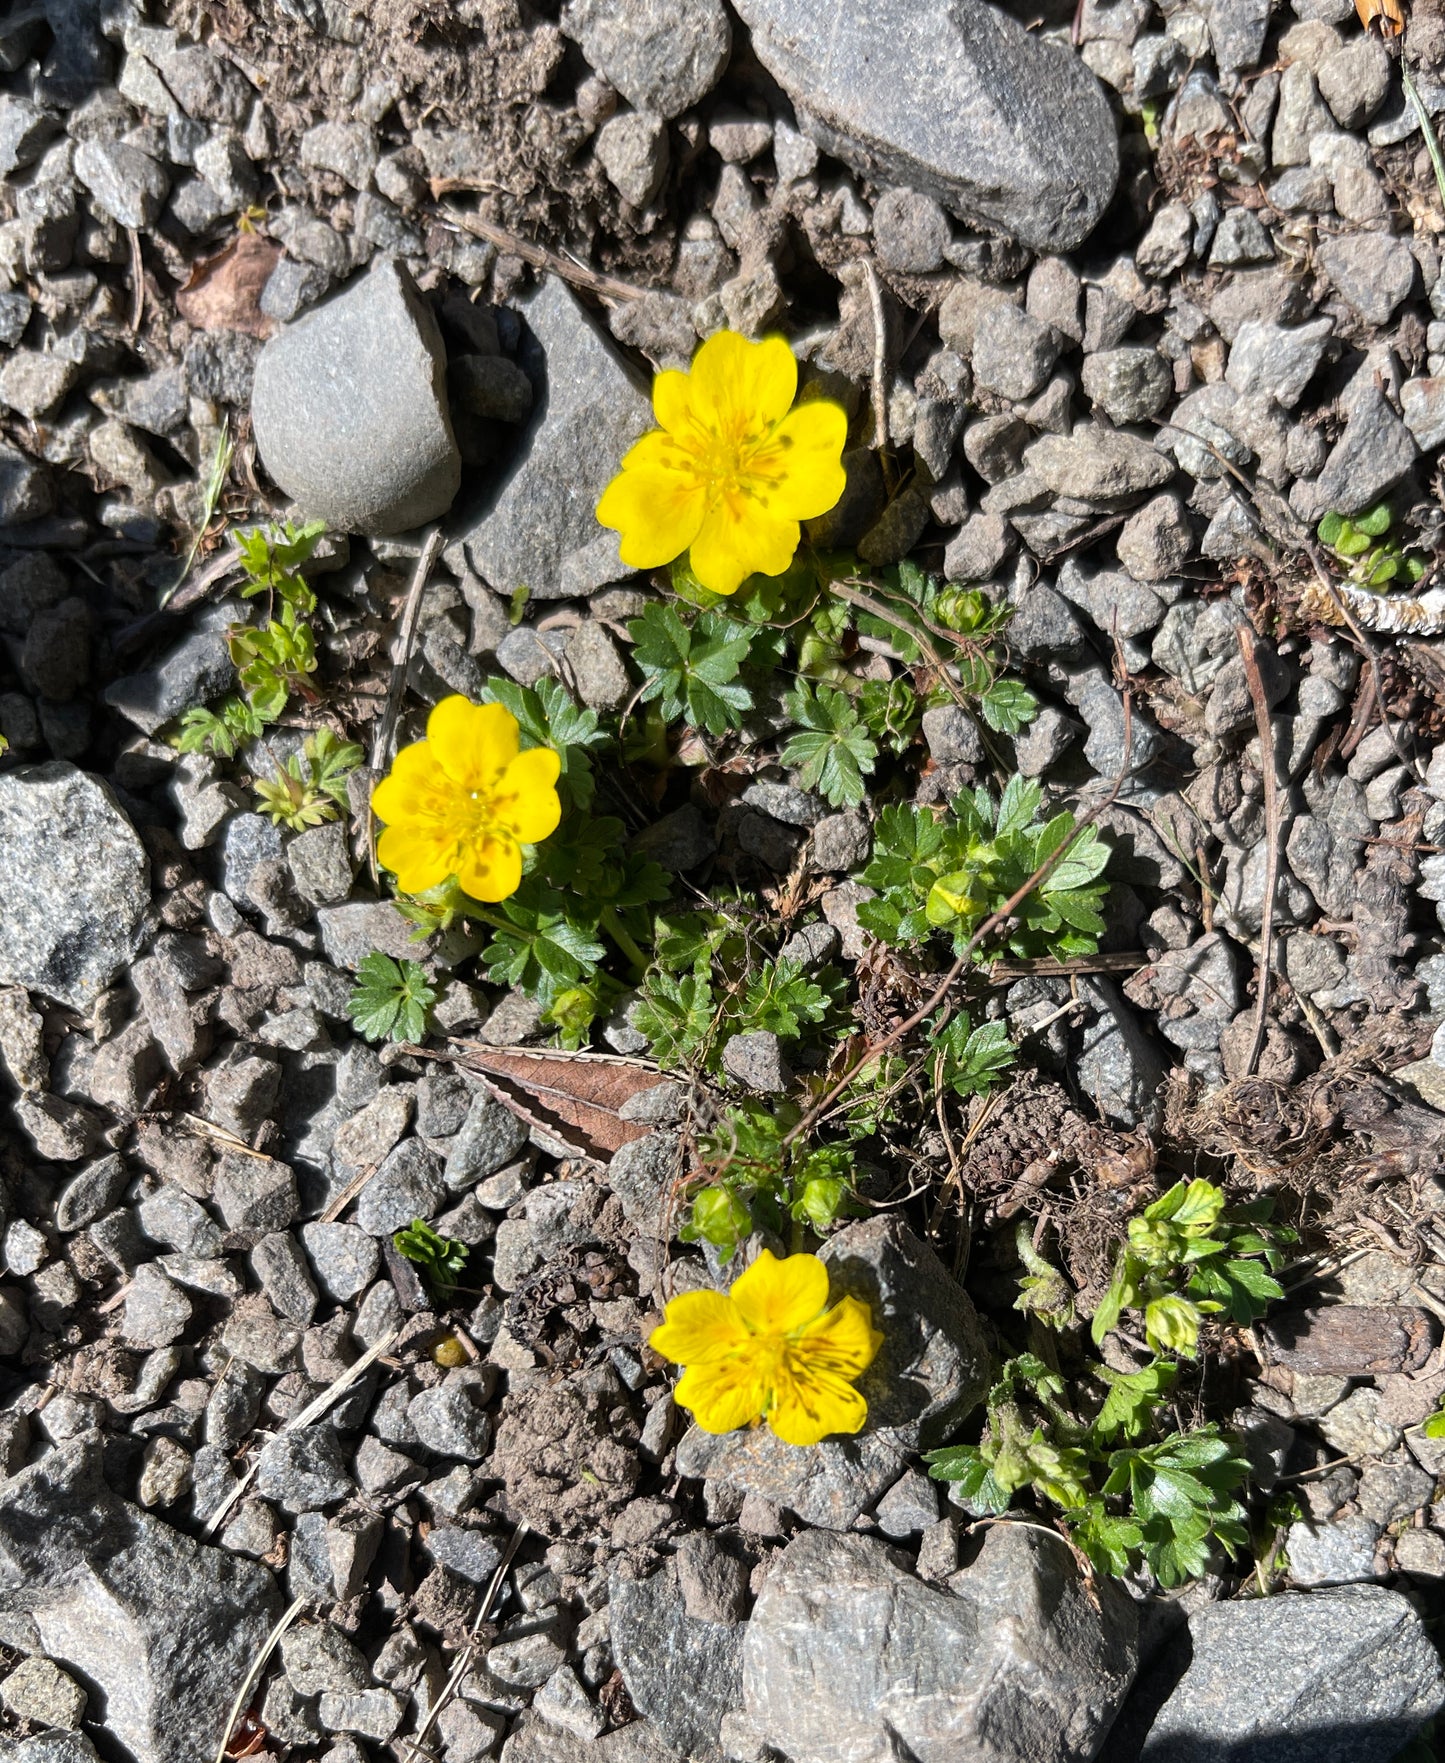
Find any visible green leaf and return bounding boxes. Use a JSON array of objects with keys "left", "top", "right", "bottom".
[
  {"left": 347, "top": 951, "right": 437, "bottom": 1044},
  {"left": 780, "top": 680, "right": 878, "bottom": 808},
  {"left": 393, "top": 1218, "right": 470, "bottom": 1297},
  {"left": 628, "top": 603, "right": 753, "bottom": 736},
  {"left": 1355, "top": 501, "right": 1393, "bottom": 538},
  {"left": 1316, "top": 511, "right": 1345, "bottom": 546},
  {"left": 633, "top": 966, "right": 717, "bottom": 1067},
  {"left": 741, "top": 956, "right": 831, "bottom": 1040},
  {"left": 1091, "top": 1361, "right": 1177, "bottom": 1446},
  {"left": 980, "top": 676, "right": 1039, "bottom": 735}
]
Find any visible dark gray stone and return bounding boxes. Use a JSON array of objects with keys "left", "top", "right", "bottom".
[
  {"left": 1315, "top": 232, "right": 1416, "bottom": 327},
  {"left": 1292, "top": 383, "right": 1418, "bottom": 524},
  {"left": 355, "top": 1139, "right": 446, "bottom": 1237},
  {"left": 561, "top": 0, "right": 732, "bottom": 117},
  {"left": 611, "top": 1561, "right": 745, "bottom": 1762},
  {"left": 1081, "top": 345, "right": 1172, "bottom": 424},
  {"left": 0, "top": 1438, "right": 278, "bottom": 1763},
  {"left": 0, "top": 764, "right": 149, "bottom": 1010},
  {"left": 1074, "top": 976, "right": 1168, "bottom": 1128},
  {"left": 104, "top": 618, "right": 234, "bottom": 736},
  {"left": 251, "top": 259, "right": 460, "bottom": 536},
  {"left": 459, "top": 277, "right": 652, "bottom": 599},
  {"left": 1104, "top": 1585, "right": 1442, "bottom": 1763},
  {"left": 1026, "top": 423, "right": 1175, "bottom": 502},
  {"left": 744, "top": 1528, "right": 1136, "bottom": 1763},
  {"left": 731, "top": 0, "right": 1119, "bottom": 252},
  {"left": 255, "top": 1424, "right": 353, "bottom": 1513}
]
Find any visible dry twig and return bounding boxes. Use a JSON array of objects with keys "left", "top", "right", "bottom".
[{"left": 1236, "top": 625, "right": 1281, "bottom": 1078}]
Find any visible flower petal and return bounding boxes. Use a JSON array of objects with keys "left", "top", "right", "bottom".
[
  {"left": 675, "top": 1354, "right": 768, "bottom": 1435},
  {"left": 689, "top": 497, "right": 799, "bottom": 596},
  {"left": 494, "top": 746, "right": 563, "bottom": 844},
  {"left": 376, "top": 823, "right": 456, "bottom": 895},
  {"left": 650, "top": 1289, "right": 749, "bottom": 1365},
  {"left": 766, "top": 1360, "right": 869, "bottom": 1446},
  {"left": 794, "top": 1295, "right": 884, "bottom": 1381},
  {"left": 689, "top": 331, "right": 798, "bottom": 437},
  {"left": 752, "top": 399, "right": 850, "bottom": 521},
  {"left": 652, "top": 368, "right": 694, "bottom": 436},
  {"left": 371, "top": 739, "right": 454, "bottom": 827},
  {"left": 729, "top": 1250, "right": 830, "bottom": 1337},
  {"left": 427, "top": 698, "right": 519, "bottom": 791},
  {"left": 455, "top": 835, "right": 522, "bottom": 904},
  {"left": 596, "top": 431, "right": 708, "bottom": 570}
]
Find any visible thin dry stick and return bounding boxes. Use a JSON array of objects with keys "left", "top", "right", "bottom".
[
  {"left": 430, "top": 201, "right": 646, "bottom": 303},
  {"left": 863, "top": 258, "right": 889, "bottom": 456},
  {"left": 213, "top": 1593, "right": 309, "bottom": 1763},
  {"left": 404, "top": 1523, "right": 530, "bottom": 1763},
  {"left": 204, "top": 1328, "right": 400, "bottom": 1535},
  {"left": 127, "top": 227, "right": 145, "bottom": 333},
  {"left": 1236, "top": 625, "right": 1281, "bottom": 1079},
  {"left": 783, "top": 695, "right": 1135, "bottom": 1149}
]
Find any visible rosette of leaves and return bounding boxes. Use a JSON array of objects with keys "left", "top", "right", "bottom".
[
  {"left": 1090, "top": 1179, "right": 1293, "bottom": 1358},
  {"left": 1318, "top": 503, "right": 1426, "bottom": 590},
  {"left": 253, "top": 728, "right": 363, "bottom": 829},
  {"left": 856, "top": 777, "right": 1110, "bottom": 961}
]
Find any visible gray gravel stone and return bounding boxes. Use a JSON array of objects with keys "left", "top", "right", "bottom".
[
  {"left": 407, "top": 1367, "right": 495, "bottom": 1459},
  {"left": 445, "top": 1091, "right": 530, "bottom": 1189},
  {"left": 873, "top": 187, "right": 952, "bottom": 273},
  {"left": 1082, "top": 346, "right": 1172, "bottom": 423},
  {"left": 721, "top": 1030, "right": 792, "bottom": 1094},
  {"left": 355, "top": 1139, "right": 447, "bottom": 1236},
  {"left": 1401, "top": 376, "right": 1445, "bottom": 451},
  {"left": 460, "top": 277, "right": 652, "bottom": 599},
  {"left": 1025, "top": 423, "right": 1175, "bottom": 502},
  {"left": 1225, "top": 315, "right": 1334, "bottom": 407},
  {"left": 0, "top": 1437, "right": 278, "bottom": 1763},
  {"left": 744, "top": 1527, "right": 1136, "bottom": 1763},
  {"left": 0, "top": 764, "right": 149, "bottom": 1010},
  {"left": 971, "top": 304, "right": 1061, "bottom": 400},
  {"left": 1075, "top": 976, "right": 1168, "bottom": 1128},
  {"left": 252, "top": 258, "right": 460, "bottom": 535},
  {"left": 73, "top": 137, "right": 169, "bottom": 228},
  {"left": 561, "top": 0, "right": 732, "bottom": 117},
  {"left": 731, "top": 0, "right": 1118, "bottom": 252},
  {"left": 1292, "top": 382, "right": 1418, "bottom": 524},
  {"left": 256, "top": 1424, "right": 353, "bottom": 1513},
  {"left": 595, "top": 111, "right": 669, "bottom": 208},
  {"left": 1110, "top": 1584, "right": 1441, "bottom": 1761},
  {"left": 1315, "top": 231, "right": 1416, "bottom": 326}
]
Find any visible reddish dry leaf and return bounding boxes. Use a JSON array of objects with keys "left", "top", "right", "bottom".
[
  {"left": 176, "top": 233, "right": 281, "bottom": 337},
  {"left": 452, "top": 1045, "right": 667, "bottom": 1160},
  {"left": 1354, "top": 0, "right": 1404, "bottom": 31}
]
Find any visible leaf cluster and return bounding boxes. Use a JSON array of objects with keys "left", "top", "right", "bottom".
[
  {"left": 633, "top": 910, "right": 844, "bottom": 1078},
  {"left": 924, "top": 1352, "right": 1251, "bottom": 1587},
  {"left": 253, "top": 728, "right": 363, "bottom": 830},
  {"left": 393, "top": 1217, "right": 470, "bottom": 1300},
  {"left": 347, "top": 951, "right": 437, "bottom": 1044},
  {"left": 857, "top": 777, "right": 1111, "bottom": 962},
  {"left": 1318, "top": 503, "right": 1426, "bottom": 590},
  {"left": 227, "top": 520, "right": 326, "bottom": 722},
  {"left": 1090, "top": 1179, "right": 1293, "bottom": 1358},
  {"left": 683, "top": 1099, "right": 857, "bottom": 1259}
]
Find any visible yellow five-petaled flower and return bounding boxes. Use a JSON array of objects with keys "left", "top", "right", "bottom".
[
  {"left": 371, "top": 695, "right": 562, "bottom": 903},
  {"left": 596, "top": 330, "right": 849, "bottom": 598},
  {"left": 650, "top": 1248, "right": 882, "bottom": 1447}
]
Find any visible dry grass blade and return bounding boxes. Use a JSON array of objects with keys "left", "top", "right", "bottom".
[
  {"left": 214, "top": 1593, "right": 309, "bottom": 1763},
  {"left": 369, "top": 525, "right": 445, "bottom": 880},
  {"left": 204, "top": 1327, "right": 400, "bottom": 1535},
  {"left": 429, "top": 200, "right": 646, "bottom": 303},
  {"left": 1236, "top": 625, "right": 1281, "bottom": 1079}
]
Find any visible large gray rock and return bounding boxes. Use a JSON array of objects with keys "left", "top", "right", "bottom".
[
  {"left": 744, "top": 1527, "right": 1137, "bottom": 1763},
  {"left": 251, "top": 258, "right": 460, "bottom": 535},
  {"left": 1100, "top": 1585, "right": 1444, "bottom": 1763},
  {"left": 730, "top": 0, "right": 1119, "bottom": 252},
  {"left": 675, "top": 1218, "right": 989, "bottom": 1528},
  {"left": 610, "top": 1562, "right": 745, "bottom": 1762},
  {"left": 561, "top": 0, "right": 731, "bottom": 117},
  {"left": 459, "top": 277, "right": 652, "bottom": 599},
  {"left": 0, "top": 1439, "right": 279, "bottom": 1763},
  {"left": 0, "top": 764, "right": 149, "bottom": 1010}
]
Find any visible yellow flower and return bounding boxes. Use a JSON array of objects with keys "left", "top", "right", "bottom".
[
  {"left": 595, "top": 330, "right": 849, "bottom": 597},
  {"left": 650, "top": 1248, "right": 882, "bottom": 1447},
  {"left": 371, "top": 695, "right": 561, "bottom": 903}
]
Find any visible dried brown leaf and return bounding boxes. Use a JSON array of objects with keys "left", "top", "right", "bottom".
[
  {"left": 176, "top": 233, "right": 281, "bottom": 338},
  {"left": 451, "top": 1045, "right": 666, "bottom": 1160}
]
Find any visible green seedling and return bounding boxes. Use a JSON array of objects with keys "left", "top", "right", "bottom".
[
  {"left": 393, "top": 1218, "right": 470, "bottom": 1300},
  {"left": 1318, "top": 504, "right": 1426, "bottom": 591},
  {"left": 253, "top": 728, "right": 363, "bottom": 830},
  {"left": 347, "top": 951, "right": 437, "bottom": 1044}
]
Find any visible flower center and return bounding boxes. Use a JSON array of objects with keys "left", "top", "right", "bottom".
[{"left": 689, "top": 414, "right": 790, "bottom": 507}]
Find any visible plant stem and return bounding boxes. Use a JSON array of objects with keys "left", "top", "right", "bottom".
[
  {"left": 601, "top": 905, "right": 648, "bottom": 977},
  {"left": 1403, "top": 61, "right": 1445, "bottom": 211}
]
